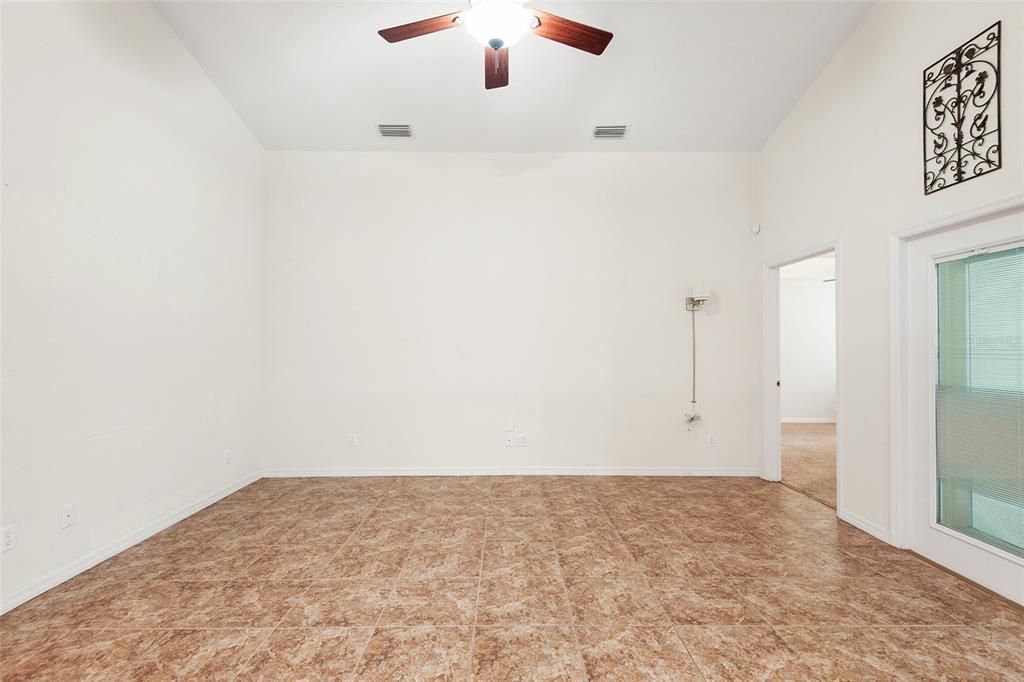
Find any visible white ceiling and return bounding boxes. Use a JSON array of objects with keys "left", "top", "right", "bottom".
[{"left": 156, "top": 1, "right": 871, "bottom": 152}]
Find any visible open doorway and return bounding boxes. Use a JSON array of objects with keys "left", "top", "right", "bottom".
[{"left": 778, "top": 252, "right": 837, "bottom": 508}]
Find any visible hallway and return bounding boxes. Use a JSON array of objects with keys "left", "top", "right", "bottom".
[{"left": 782, "top": 423, "right": 837, "bottom": 509}]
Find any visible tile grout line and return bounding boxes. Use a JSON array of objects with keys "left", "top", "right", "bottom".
[
  {"left": 558, "top": 489, "right": 621, "bottom": 682},
  {"left": 344, "top": 478, "right": 404, "bottom": 680},
  {"left": 555, "top": 561, "right": 590, "bottom": 680},
  {"left": 466, "top": 514, "right": 489, "bottom": 682},
  {"left": 668, "top": 623, "right": 709, "bottom": 682},
  {"left": 11, "top": 477, "right": 1021, "bottom": 679},
  {"left": 222, "top": 494, "right": 307, "bottom": 682},
  {"left": 229, "top": 481, "right": 395, "bottom": 682},
  {"left": 600, "top": 489, "right": 710, "bottom": 682},
  {"left": 2, "top": 629, "right": 90, "bottom": 680}
]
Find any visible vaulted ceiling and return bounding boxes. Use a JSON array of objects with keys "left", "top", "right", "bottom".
[{"left": 156, "top": 1, "right": 871, "bottom": 152}]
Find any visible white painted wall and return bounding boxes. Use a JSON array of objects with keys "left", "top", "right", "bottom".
[
  {"left": 7, "top": 0, "right": 1019, "bottom": 613},
  {"left": 1, "top": 2, "right": 264, "bottom": 605},
  {"left": 262, "top": 152, "right": 762, "bottom": 475},
  {"left": 779, "top": 277, "right": 836, "bottom": 422},
  {"left": 757, "top": 2, "right": 1024, "bottom": 536}
]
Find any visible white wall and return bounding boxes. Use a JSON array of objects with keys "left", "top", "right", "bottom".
[
  {"left": 262, "top": 152, "right": 762, "bottom": 475},
  {"left": 757, "top": 2, "right": 1024, "bottom": 536},
  {"left": 1, "top": 2, "right": 264, "bottom": 606},
  {"left": 8, "top": 0, "right": 1020, "bottom": 613},
  {"left": 780, "top": 277, "right": 836, "bottom": 422}
]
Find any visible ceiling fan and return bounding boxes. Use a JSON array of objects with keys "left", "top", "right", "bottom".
[{"left": 378, "top": 0, "right": 613, "bottom": 90}]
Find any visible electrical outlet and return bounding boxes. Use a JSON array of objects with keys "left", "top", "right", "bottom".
[
  {"left": 504, "top": 434, "right": 514, "bottom": 448},
  {"left": 1, "top": 525, "right": 14, "bottom": 553},
  {"left": 350, "top": 434, "right": 359, "bottom": 447},
  {"left": 61, "top": 504, "right": 76, "bottom": 529},
  {"left": 515, "top": 433, "right": 528, "bottom": 447},
  {"left": 505, "top": 418, "right": 515, "bottom": 432},
  {"left": 224, "top": 449, "right": 232, "bottom": 464},
  {"left": 707, "top": 434, "right": 718, "bottom": 448}
]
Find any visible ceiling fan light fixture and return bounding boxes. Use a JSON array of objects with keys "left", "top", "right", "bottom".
[
  {"left": 377, "top": 3, "right": 612, "bottom": 90},
  {"left": 462, "top": 0, "right": 533, "bottom": 49}
]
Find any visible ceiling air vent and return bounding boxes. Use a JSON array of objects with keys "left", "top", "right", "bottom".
[
  {"left": 378, "top": 124, "right": 413, "bottom": 138},
  {"left": 593, "top": 125, "right": 629, "bottom": 139}
]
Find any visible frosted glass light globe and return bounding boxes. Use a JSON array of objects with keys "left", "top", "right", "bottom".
[{"left": 462, "top": 0, "right": 533, "bottom": 50}]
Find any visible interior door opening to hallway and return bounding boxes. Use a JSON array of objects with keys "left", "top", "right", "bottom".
[{"left": 778, "top": 252, "right": 838, "bottom": 508}]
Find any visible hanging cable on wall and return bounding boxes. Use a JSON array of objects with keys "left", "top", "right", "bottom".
[{"left": 684, "top": 282, "right": 711, "bottom": 430}]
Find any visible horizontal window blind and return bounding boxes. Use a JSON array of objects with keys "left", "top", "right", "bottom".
[{"left": 935, "top": 245, "right": 1023, "bottom": 558}]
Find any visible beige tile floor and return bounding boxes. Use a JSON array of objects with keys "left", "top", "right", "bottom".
[
  {"left": 782, "top": 423, "right": 837, "bottom": 509},
  {"left": 2, "top": 476, "right": 1023, "bottom": 680}
]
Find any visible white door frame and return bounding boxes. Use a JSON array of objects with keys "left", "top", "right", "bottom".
[
  {"left": 890, "top": 192, "right": 1024, "bottom": 550},
  {"left": 893, "top": 194, "right": 1024, "bottom": 603},
  {"left": 761, "top": 241, "right": 841, "bottom": 513}
]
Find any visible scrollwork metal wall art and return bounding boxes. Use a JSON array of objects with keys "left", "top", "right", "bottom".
[{"left": 923, "top": 21, "right": 1001, "bottom": 195}]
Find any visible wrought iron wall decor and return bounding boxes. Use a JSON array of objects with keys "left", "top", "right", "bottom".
[{"left": 924, "top": 22, "right": 1001, "bottom": 195}]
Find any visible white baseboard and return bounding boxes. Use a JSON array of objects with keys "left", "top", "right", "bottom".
[
  {"left": 781, "top": 418, "right": 836, "bottom": 424},
  {"left": 5, "top": 465, "right": 839, "bottom": 615},
  {"left": 0, "top": 472, "right": 260, "bottom": 615},
  {"left": 838, "top": 507, "right": 893, "bottom": 544},
  {"left": 261, "top": 467, "right": 763, "bottom": 478}
]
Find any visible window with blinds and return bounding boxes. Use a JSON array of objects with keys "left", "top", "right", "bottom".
[{"left": 936, "top": 244, "right": 1023, "bottom": 558}]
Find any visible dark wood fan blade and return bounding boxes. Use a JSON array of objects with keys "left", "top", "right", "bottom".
[
  {"left": 528, "top": 9, "right": 612, "bottom": 55},
  {"left": 378, "top": 12, "right": 462, "bottom": 43},
  {"left": 484, "top": 47, "right": 509, "bottom": 89}
]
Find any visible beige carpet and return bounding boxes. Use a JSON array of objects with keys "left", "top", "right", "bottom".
[{"left": 782, "top": 422, "right": 837, "bottom": 509}]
